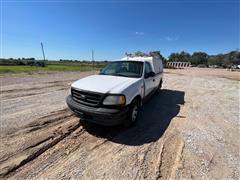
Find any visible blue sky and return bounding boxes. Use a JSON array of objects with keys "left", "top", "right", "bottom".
[{"left": 1, "top": 0, "right": 239, "bottom": 60}]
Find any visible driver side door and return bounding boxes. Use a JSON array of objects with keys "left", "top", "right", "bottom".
[{"left": 144, "top": 62, "right": 155, "bottom": 96}]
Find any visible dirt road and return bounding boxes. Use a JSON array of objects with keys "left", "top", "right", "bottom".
[{"left": 0, "top": 68, "right": 239, "bottom": 179}]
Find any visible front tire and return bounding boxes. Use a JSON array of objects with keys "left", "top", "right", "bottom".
[{"left": 124, "top": 99, "right": 140, "bottom": 127}]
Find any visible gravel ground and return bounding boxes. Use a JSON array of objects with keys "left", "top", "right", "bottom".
[{"left": 0, "top": 68, "right": 239, "bottom": 179}]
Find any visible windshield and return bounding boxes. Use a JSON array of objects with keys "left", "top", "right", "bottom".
[{"left": 100, "top": 61, "right": 143, "bottom": 78}]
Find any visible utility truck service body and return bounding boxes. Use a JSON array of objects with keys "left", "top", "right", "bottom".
[{"left": 66, "top": 56, "right": 163, "bottom": 126}]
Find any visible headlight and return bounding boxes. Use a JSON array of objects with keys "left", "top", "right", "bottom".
[{"left": 103, "top": 95, "right": 126, "bottom": 105}]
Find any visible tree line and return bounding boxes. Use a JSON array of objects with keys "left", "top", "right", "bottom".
[
  {"left": 1, "top": 50, "right": 239, "bottom": 68},
  {"left": 168, "top": 50, "right": 240, "bottom": 67},
  {"left": 127, "top": 50, "right": 240, "bottom": 68},
  {"left": 0, "top": 58, "right": 46, "bottom": 67},
  {"left": 0, "top": 58, "right": 107, "bottom": 68}
]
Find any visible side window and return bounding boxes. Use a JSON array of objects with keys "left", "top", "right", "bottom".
[{"left": 145, "top": 62, "right": 152, "bottom": 75}]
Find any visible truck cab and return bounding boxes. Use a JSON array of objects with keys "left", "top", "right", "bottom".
[{"left": 66, "top": 56, "right": 163, "bottom": 126}]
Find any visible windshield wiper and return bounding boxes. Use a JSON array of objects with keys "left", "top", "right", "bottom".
[
  {"left": 114, "top": 73, "right": 129, "bottom": 77},
  {"left": 99, "top": 73, "right": 131, "bottom": 77}
]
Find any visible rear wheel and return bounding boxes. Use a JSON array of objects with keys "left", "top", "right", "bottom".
[
  {"left": 155, "top": 79, "right": 162, "bottom": 95},
  {"left": 124, "top": 98, "right": 140, "bottom": 127}
]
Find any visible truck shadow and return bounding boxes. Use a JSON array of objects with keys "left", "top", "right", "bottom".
[{"left": 82, "top": 89, "right": 185, "bottom": 146}]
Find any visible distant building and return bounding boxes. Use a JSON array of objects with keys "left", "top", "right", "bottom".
[{"left": 166, "top": 61, "right": 191, "bottom": 68}]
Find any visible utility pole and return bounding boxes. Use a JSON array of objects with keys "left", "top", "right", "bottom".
[
  {"left": 92, "top": 50, "right": 94, "bottom": 71},
  {"left": 41, "top": 42, "right": 46, "bottom": 61}
]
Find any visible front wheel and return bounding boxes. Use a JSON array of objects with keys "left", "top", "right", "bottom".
[{"left": 124, "top": 99, "right": 140, "bottom": 127}]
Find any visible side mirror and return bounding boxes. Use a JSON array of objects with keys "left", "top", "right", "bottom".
[
  {"left": 145, "top": 71, "right": 155, "bottom": 78},
  {"left": 149, "top": 71, "right": 155, "bottom": 77}
]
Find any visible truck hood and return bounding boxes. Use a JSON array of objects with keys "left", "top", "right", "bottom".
[{"left": 71, "top": 75, "right": 140, "bottom": 94}]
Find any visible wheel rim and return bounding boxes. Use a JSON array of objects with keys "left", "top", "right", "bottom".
[{"left": 131, "top": 105, "right": 138, "bottom": 122}]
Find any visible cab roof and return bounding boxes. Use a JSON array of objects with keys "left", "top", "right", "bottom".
[{"left": 120, "top": 56, "right": 160, "bottom": 62}]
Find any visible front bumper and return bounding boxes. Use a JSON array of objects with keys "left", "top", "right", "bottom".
[{"left": 66, "top": 95, "right": 129, "bottom": 126}]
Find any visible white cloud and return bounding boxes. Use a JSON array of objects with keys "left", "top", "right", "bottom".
[
  {"left": 165, "top": 36, "right": 179, "bottom": 41},
  {"left": 135, "top": 31, "right": 145, "bottom": 35}
]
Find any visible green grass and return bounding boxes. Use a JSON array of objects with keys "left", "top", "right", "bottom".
[{"left": 0, "top": 64, "right": 103, "bottom": 74}]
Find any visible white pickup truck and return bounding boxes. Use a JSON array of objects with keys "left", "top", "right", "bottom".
[{"left": 66, "top": 56, "right": 163, "bottom": 126}]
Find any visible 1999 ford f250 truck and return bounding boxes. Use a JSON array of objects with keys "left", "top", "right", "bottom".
[{"left": 66, "top": 56, "right": 163, "bottom": 126}]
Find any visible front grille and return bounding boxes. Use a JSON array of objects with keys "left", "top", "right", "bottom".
[{"left": 71, "top": 88, "right": 102, "bottom": 107}]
